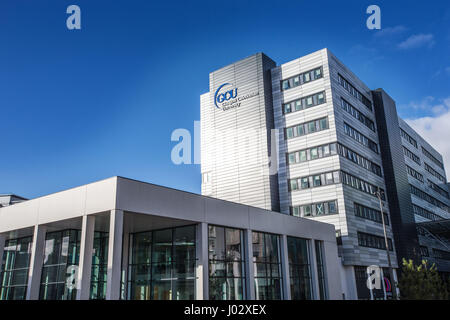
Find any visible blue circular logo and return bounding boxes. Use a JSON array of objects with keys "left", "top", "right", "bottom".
[{"left": 214, "top": 83, "right": 238, "bottom": 109}]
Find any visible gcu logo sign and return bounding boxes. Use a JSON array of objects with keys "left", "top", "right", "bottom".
[{"left": 214, "top": 83, "right": 238, "bottom": 109}]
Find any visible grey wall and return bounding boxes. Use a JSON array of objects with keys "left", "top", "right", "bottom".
[{"left": 372, "top": 89, "right": 421, "bottom": 264}]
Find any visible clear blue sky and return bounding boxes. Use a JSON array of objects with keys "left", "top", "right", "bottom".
[{"left": 1, "top": 0, "right": 449, "bottom": 199}]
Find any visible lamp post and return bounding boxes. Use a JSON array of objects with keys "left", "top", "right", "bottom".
[{"left": 375, "top": 187, "right": 398, "bottom": 300}]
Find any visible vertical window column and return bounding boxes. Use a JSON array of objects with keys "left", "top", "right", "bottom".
[
  {"left": 106, "top": 209, "right": 124, "bottom": 300},
  {"left": 196, "top": 223, "right": 209, "bottom": 300},
  {"left": 314, "top": 240, "right": 328, "bottom": 300},
  {"left": 280, "top": 235, "right": 291, "bottom": 300},
  {"left": 26, "top": 225, "right": 47, "bottom": 300},
  {"left": 76, "top": 215, "right": 95, "bottom": 300},
  {"left": 244, "top": 229, "right": 255, "bottom": 300}
]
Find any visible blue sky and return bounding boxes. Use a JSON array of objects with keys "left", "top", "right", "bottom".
[{"left": 1, "top": 0, "right": 449, "bottom": 199}]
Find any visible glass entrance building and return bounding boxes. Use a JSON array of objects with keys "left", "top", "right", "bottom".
[{"left": 0, "top": 176, "right": 343, "bottom": 300}]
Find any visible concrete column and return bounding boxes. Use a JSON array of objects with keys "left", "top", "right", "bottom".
[
  {"left": 244, "top": 229, "right": 255, "bottom": 300},
  {"left": 76, "top": 215, "right": 96, "bottom": 300},
  {"left": 280, "top": 235, "right": 291, "bottom": 300},
  {"left": 309, "top": 240, "right": 320, "bottom": 300},
  {"left": 195, "top": 222, "right": 209, "bottom": 300},
  {"left": 26, "top": 225, "right": 47, "bottom": 300},
  {"left": 106, "top": 209, "right": 123, "bottom": 300},
  {"left": 121, "top": 217, "right": 130, "bottom": 300}
]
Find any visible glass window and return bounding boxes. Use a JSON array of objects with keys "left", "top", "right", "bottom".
[
  {"left": 303, "top": 72, "right": 310, "bottom": 82},
  {"left": 310, "top": 148, "right": 318, "bottom": 160},
  {"left": 297, "top": 124, "right": 304, "bottom": 136},
  {"left": 209, "top": 226, "right": 244, "bottom": 300},
  {"left": 287, "top": 237, "right": 312, "bottom": 300},
  {"left": 302, "top": 205, "right": 312, "bottom": 217},
  {"left": 0, "top": 237, "right": 33, "bottom": 301},
  {"left": 286, "top": 127, "right": 294, "bottom": 139},
  {"left": 282, "top": 80, "right": 290, "bottom": 90},
  {"left": 288, "top": 153, "right": 296, "bottom": 164},
  {"left": 308, "top": 121, "right": 316, "bottom": 133},
  {"left": 328, "top": 201, "right": 337, "bottom": 214},
  {"left": 299, "top": 150, "right": 307, "bottom": 162},
  {"left": 313, "top": 175, "right": 321, "bottom": 187},
  {"left": 295, "top": 100, "right": 302, "bottom": 111},
  {"left": 315, "top": 203, "right": 325, "bottom": 216},
  {"left": 40, "top": 230, "right": 80, "bottom": 300},
  {"left": 323, "top": 144, "right": 330, "bottom": 156},
  {"left": 284, "top": 103, "right": 291, "bottom": 114},
  {"left": 320, "top": 118, "right": 328, "bottom": 130},
  {"left": 325, "top": 173, "right": 333, "bottom": 185},
  {"left": 290, "top": 179, "right": 298, "bottom": 191},
  {"left": 300, "top": 177, "right": 309, "bottom": 189},
  {"left": 252, "top": 232, "right": 282, "bottom": 300},
  {"left": 315, "top": 241, "right": 328, "bottom": 300},
  {"left": 127, "top": 226, "right": 195, "bottom": 300}
]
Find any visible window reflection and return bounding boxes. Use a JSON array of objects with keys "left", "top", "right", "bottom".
[
  {"left": 127, "top": 225, "right": 196, "bottom": 300},
  {"left": 39, "top": 230, "right": 81, "bottom": 300},
  {"left": 208, "top": 225, "right": 245, "bottom": 300},
  {"left": 0, "top": 237, "right": 33, "bottom": 300},
  {"left": 252, "top": 232, "right": 282, "bottom": 300}
]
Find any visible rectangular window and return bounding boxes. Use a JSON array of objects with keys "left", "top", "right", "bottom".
[
  {"left": 422, "top": 147, "right": 444, "bottom": 170},
  {"left": 291, "top": 200, "right": 338, "bottom": 218},
  {"left": 281, "top": 67, "right": 323, "bottom": 91},
  {"left": 90, "top": 231, "right": 109, "bottom": 300},
  {"left": 357, "top": 232, "right": 393, "bottom": 251},
  {"left": 0, "top": 236, "right": 33, "bottom": 301},
  {"left": 338, "top": 74, "right": 372, "bottom": 110},
  {"left": 252, "top": 232, "right": 282, "bottom": 300},
  {"left": 40, "top": 230, "right": 81, "bottom": 300},
  {"left": 410, "top": 184, "right": 449, "bottom": 212},
  {"left": 289, "top": 171, "right": 340, "bottom": 193},
  {"left": 354, "top": 203, "right": 389, "bottom": 225},
  {"left": 285, "top": 117, "right": 328, "bottom": 140},
  {"left": 400, "top": 128, "right": 418, "bottom": 148},
  {"left": 413, "top": 204, "right": 443, "bottom": 221},
  {"left": 208, "top": 226, "right": 245, "bottom": 300},
  {"left": 341, "top": 171, "right": 385, "bottom": 199},
  {"left": 315, "top": 241, "right": 328, "bottom": 300},
  {"left": 424, "top": 163, "right": 446, "bottom": 183},
  {"left": 403, "top": 146, "right": 421, "bottom": 165},
  {"left": 343, "top": 123, "right": 378, "bottom": 153},
  {"left": 127, "top": 225, "right": 196, "bottom": 300},
  {"left": 341, "top": 98, "right": 375, "bottom": 132},
  {"left": 287, "top": 237, "right": 312, "bottom": 300}
]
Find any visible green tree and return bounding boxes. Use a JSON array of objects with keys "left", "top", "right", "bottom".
[{"left": 398, "top": 258, "right": 449, "bottom": 300}]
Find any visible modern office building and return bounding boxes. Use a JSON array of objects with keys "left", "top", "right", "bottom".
[
  {"left": 200, "top": 49, "right": 450, "bottom": 299},
  {"left": 0, "top": 176, "right": 342, "bottom": 300},
  {"left": 395, "top": 118, "right": 450, "bottom": 274}
]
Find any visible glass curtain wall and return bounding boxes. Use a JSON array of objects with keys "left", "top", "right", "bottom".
[
  {"left": 314, "top": 240, "right": 328, "bottom": 300},
  {"left": 39, "top": 230, "right": 81, "bottom": 300},
  {"left": 0, "top": 236, "right": 33, "bottom": 300},
  {"left": 127, "top": 225, "right": 196, "bottom": 300},
  {"left": 208, "top": 225, "right": 245, "bottom": 300},
  {"left": 252, "top": 232, "right": 282, "bottom": 300},
  {"left": 90, "top": 231, "right": 109, "bottom": 300},
  {"left": 287, "top": 236, "right": 313, "bottom": 300}
]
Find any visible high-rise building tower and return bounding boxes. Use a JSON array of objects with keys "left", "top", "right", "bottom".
[{"left": 201, "top": 48, "right": 450, "bottom": 299}]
